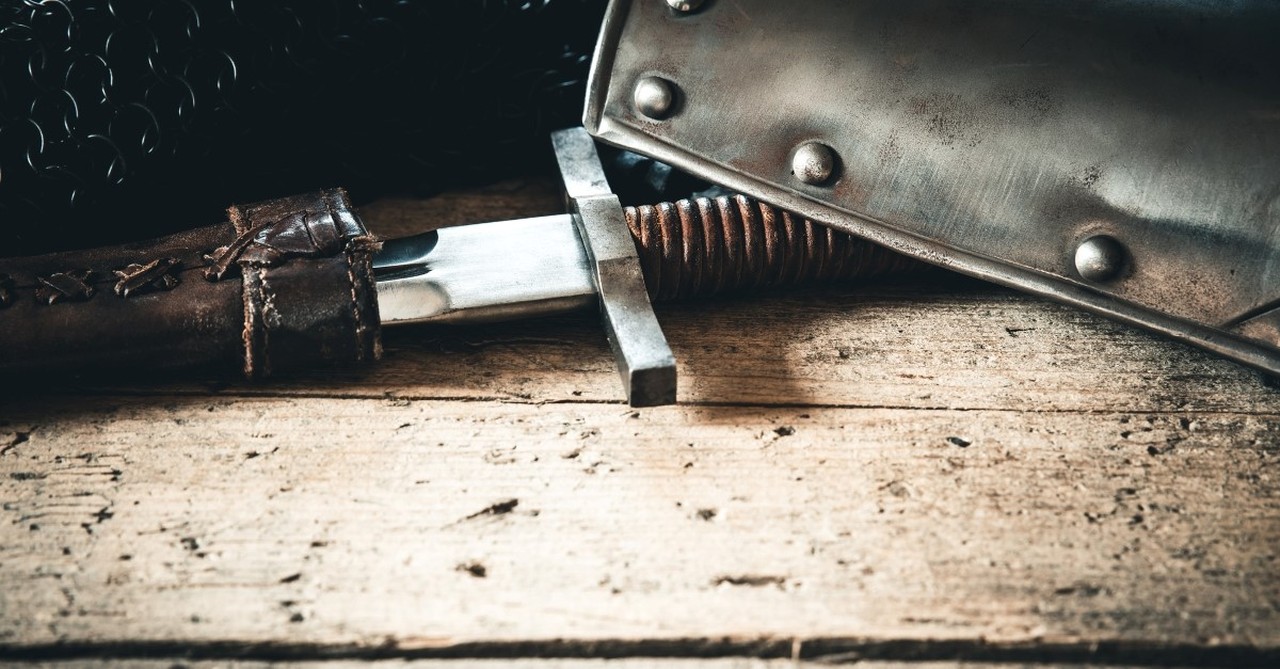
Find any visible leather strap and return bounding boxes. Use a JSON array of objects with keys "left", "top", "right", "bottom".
[{"left": 0, "top": 189, "right": 381, "bottom": 378}]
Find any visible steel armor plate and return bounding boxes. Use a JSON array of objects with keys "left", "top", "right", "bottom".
[{"left": 584, "top": 0, "right": 1280, "bottom": 376}]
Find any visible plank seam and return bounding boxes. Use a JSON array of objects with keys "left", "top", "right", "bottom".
[
  {"left": 0, "top": 637, "right": 1275, "bottom": 667},
  {"left": 17, "top": 388, "right": 1280, "bottom": 417}
]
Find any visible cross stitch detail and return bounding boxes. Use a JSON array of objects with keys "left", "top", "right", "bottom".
[
  {"left": 36, "top": 270, "right": 95, "bottom": 305},
  {"left": 114, "top": 258, "right": 182, "bottom": 297}
]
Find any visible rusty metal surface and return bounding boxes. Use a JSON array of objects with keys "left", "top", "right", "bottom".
[{"left": 585, "top": 0, "right": 1280, "bottom": 376}]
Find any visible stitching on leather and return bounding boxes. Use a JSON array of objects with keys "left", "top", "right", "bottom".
[
  {"left": 206, "top": 199, "right": 349, "bottom": 282},
  {"left": 113, "top": 258, "right": 181, "bottom": 297},
  {"left": 357, "top": 246, "right": 382, "bottom": 361},
  {"left": 257, "top": 266, "right": 273, "bottom": 376},
  {"left": 236, "top": 192, "right": 353, "bottom": 375},
  {"left": 0, "top": 274, "right": 13, "bottom": 308},
  {"left": 203, "top": 219, "right": 273, "bottom": 281},
  {"left": 240, "top": 264, "right": 261, "bottom": 377},
  {"left": 228, "top": 202, "right": 250, "bottom": 236},
  {"left": 325, "top": 191, "right": 367, "bottom": 363},
  {"left": 3, "top": 251, "right": 212, "bottom": 296},
  {"left": 343, "top": 248, "right": 364, "bottom": 362},
  {"left": 36, "top": 270, "right": 96, "bottom": 305}
]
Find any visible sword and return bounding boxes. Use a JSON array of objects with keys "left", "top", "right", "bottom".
[{"left": 0, "top": 128, "right": 917, "bottom": 406}]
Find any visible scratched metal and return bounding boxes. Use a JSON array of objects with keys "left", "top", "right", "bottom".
[
  {"left": 585, "top": 0, "right": 1280, "bottom": 376},
  {"left": 552, "top": 127, "right": 676, "bottom": 407}
]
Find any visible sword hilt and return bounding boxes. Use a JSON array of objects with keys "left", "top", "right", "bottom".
[
  {"left": 377, "top": 129, "right": 927, "bottom": 407},
  {"left": 550, "top": 128, "right": 923, "bottom": 407},
  {"left": 625, "top": 194, "right": 922, "bottom": 302}
]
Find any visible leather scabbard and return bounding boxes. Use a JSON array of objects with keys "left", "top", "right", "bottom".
[{"left": 0, "top": 189, "right": 381, "bottom": 379}]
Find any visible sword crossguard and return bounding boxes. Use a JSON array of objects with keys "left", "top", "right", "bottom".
[{"left": 551, "top": 128, "right": 677, "bottom": 408}]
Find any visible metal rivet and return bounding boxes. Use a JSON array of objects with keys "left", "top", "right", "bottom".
[
  {"left": 1074, "top": 235, "right": 1127, "bottom": 282},
  {"left": 666, "top": 0, "right": 706, "bottom": 13},
  {"left": 791, "top": 142, "right": 837, "bottom": 185},
  {"left": 633, "top": 76, "right": 677, "bottom": 120}
]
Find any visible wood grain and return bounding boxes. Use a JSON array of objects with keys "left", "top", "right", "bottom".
[
  {"left": 41, "top": 280, "right": 1280, "bottom": 413},
  {"left": 2, "top": 396, "right": 1277, "bottom": 661},
  {"left": 1, "top": 185, "right": 1277, "bottom": 666},
  {"left": 0, "top": 662, "right": 1215, "bottom": 669}
]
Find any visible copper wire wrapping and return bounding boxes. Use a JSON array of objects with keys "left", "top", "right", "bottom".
[{"left": 625, "top": 194, "right": 922, "bottom": 301}]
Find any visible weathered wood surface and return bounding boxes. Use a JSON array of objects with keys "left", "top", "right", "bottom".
[
  {"left": 1, "top": 180, "right": 1277, "bottom": 666},
  {"left": 0, "top": 662, "right": 1212, "bottom": 669}
]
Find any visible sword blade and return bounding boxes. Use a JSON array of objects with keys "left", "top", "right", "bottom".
[{"left": 373, "top": 214, "right": 596, "bottom": 326}]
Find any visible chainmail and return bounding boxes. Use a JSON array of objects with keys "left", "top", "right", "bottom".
[{"left": 0, "top": 0, "right": 605, "bottom": 255}]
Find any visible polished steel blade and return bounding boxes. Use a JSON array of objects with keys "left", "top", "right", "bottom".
[{"left": 374, "top": 213, "right": 596, "bottom": 325}]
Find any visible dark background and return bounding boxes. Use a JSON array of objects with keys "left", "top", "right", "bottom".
[{"left": 0, "top": 0, "right": 607, "bottom": 255}]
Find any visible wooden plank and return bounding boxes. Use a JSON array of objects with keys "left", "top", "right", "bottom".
[
  {"left": 38, "top": 276, "right": 1280, "bottom": 413},
  {"left": 3, "top": 661, "right": 795, "bottom": 668},
  {"left": 0, "top": 661, "right": 1215, "bottom": 669},
  {"left": 347, "top": 179, "right": 1280, "bottom": 413},
  {"left": 2, "top": 186, "right": 1277, "bottom": 666},
  {"left": 2, "top": 395, "right": 1276, "bottom": 662}
]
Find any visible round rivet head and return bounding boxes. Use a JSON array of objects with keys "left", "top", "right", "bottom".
[
  {"left": 634, "top": 76, "right": 677, "bottom": 120},
  {"left": 666, "top": 0, "right": 706, "bottom": 12},
  {"left": 1074, "top": 235, "right": 1127, "bottom": 282},
  {"left": 791, "top": 141, "right": 837, "bottom": 185}
]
